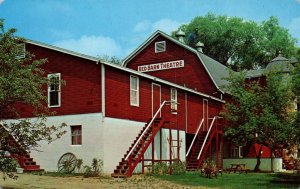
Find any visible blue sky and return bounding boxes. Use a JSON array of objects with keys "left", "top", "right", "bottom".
[{"left": 0, "top": 0, "right": 300, "bottom": 59}]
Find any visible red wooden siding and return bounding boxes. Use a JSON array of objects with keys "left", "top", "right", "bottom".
[
  {"left": 105, "top": 65, "right": 221, "bottom": 133},
  {"left": 16, "top": 44, "right": 102, "bottom": 117},
  {"left": 125, "top": 35, "right": 219, "bottom": 95}
]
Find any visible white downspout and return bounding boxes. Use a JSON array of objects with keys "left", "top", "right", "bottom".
[{"left": 101, "top": 63, "right": 105, "bottom": 117}]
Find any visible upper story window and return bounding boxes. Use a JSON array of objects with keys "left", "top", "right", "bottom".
[
  {"left": 16, "top": 43, "right": 26, "bottom": 59},
  {"left": 130, "top": 75, "right": 139, "bottom": 106},
  {"left": 155, "top": 41, "right": 166, "bottom": 53},
  {"left": 48, "top": 73, "right": 61, "bottom": 107},
  {"left": 171, "top": 88, "right": 177, "bottom": 110},
  {"left": 71, "top": 125, "right": 82, "bottom": 145}
]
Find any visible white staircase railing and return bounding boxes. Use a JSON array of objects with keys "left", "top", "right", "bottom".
[
  {"left": 186, "top": 118, "right": 204, "bottom": 157},
  {"left": 197, "top": 116, "right": 218, "bottom": 160},
  {"left": 125, "top": 100, "right": 170, "bottom": 161}
]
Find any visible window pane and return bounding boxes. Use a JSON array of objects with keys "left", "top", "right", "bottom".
[
  {"left": 71, "top": 126, "right": 82, "bottom": 145},
  {"left": 48, "top": 73, "right": 61, "bottom": 107},
  {"left": 50, "top": 76, "right": 59, "bottom": 91},
  {"left": 50, "top": 91, "right": 59, "bottom": 106},
  {"left": 130, "top": 91, "right": 137, "bottom": 104},
  {"left": 131, "top": 77, "right": 137, "bottom": 90},
  {"left": 171, "top": 88, "right": 177, "bottom": 110},
  {"left": 130, "top": 76, "right": 139, "bottom": 106}
]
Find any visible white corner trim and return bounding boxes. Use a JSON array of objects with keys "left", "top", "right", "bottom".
[{"left": 101, "top": 64, "right": 106, "bottom": 117}]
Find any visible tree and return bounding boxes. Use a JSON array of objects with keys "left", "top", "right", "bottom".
[
  {"left": 174, "top": 13, "right": 297, "bottom": 71},
  {"left": 0, "top": 20, "right": 66, "bottom": 179},
  {"left": 98, "top": 54, "right": 122, "bottom": 65},
  {"left": 292, "top": 61, "right": 300, "bottom": 143},
  {"left": 222, "top": 70, "right": 298, "bottom": 172}
]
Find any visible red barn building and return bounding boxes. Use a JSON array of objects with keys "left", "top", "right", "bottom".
[{"left": 6, "top": 30, "right": 291, "bottom": 176}]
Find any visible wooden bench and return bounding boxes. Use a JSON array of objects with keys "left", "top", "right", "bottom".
[{"left": 227, "top": 164, "right": 250, "bottom": 174}]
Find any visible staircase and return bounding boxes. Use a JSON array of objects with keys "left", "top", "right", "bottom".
[
  {"left": 111, "top": 100, "right": 172, "bottom": 178},
  {"left": 186, "top": 131, "right": 207, "bottom": 171},
  {"left": 186, "top": 116, "right": 222, "bottom": 171},
  {"left": 18, "top": 153, "right": 43, "bottom": 172},
  {"left": 4, "top": 129, "right": 43, "bottom": 172}
]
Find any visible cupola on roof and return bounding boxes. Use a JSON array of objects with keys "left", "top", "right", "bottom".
[{"left": 266, "top": 54, "right": 294, "bottom": 73}]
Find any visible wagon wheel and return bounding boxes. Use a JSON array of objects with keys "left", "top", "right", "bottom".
[{"left": 57, "top": 153, "right": 77, "bottom": 173}]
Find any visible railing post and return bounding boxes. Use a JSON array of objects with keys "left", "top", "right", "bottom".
[
  {"left": 142, "top": 138, "right": 145, "bottom": 174},
  {"left": 186, "top": 119, "right": 204, "bottom": 157},
  {"left": 125, "top": 100, "right": 170, "bottom": 161},
  {"left": 197, "top": 116, "right": 216, "bottom": 160}
]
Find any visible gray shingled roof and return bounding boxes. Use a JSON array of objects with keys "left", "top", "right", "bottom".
[
  {"left": 198, "top": 53, "right": 232, "bottom": 91},
  {"left": 266, "top": 55, "right": 294, "bottom": 73},
  {"left": 246, "top": 69, "right": 265, "bottom": 78}
]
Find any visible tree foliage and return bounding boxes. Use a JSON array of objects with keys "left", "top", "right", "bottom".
[
  {"left": 0, "top": 20, "right": 66, "bottom": 178},
  {"left": 98, "top": 54, "right": 122, "bottom": 65},
  {"left": 174, "top": 13, "right": 297, "bottom": 71},
  {"left": 221, "top": 70, "right": 298, "bottom": 171}
]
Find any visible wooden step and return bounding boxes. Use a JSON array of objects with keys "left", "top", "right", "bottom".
[
  {"left": 111, "top": 173, "right": 128, "bottom": 178},
  {"left": 23, "top": 165, "right": 41, "bottom": 171}
]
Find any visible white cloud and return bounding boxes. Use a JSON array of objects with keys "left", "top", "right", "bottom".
[
  {"left": 0, "top": 0, "right": 4, "bottom": 5},
  {"left": 151, "top": 19, "right": 182, "bottom": 34},
  {"left": 288, "top": 17, "right": 300, "bottom": 45},
  {"left": 297, "top": 0, "right": 300, "bottom": 3},
  {"left": 53, "top": 35, "right": 122, "bottom": 57},
  {"left": 133, "top": 18, "right": 183, "bottom": 34}
]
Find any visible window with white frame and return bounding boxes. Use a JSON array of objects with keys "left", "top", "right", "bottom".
[
  {"left": 171, "top": 88, "right": 177, "bottom": 110},
  {"left": 230, "top": 146, "right": 243, "bottom": 158},
  {"left": 71, "top": 125, "right": 82, "bottom": 145},
  {"left": 16, "top": 43, "right": 26, "bottom": 59},
  {"left": 130, "top": 75, "right": 139, "bottom": 106},
  {"left": 155, "top": 41, "right": 166, "bottom": 53},
  {"left": 48, "top": 73, "right": 61, "bottom": 107}
]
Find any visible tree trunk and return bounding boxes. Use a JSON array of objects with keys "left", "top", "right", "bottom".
[{"left": 254, "top": 144, "right": 263, "bottom": 172}]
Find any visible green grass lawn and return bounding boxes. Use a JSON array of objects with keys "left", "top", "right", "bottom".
[{"left": 155, "top": 172, "right": 300, "bottom": 189}]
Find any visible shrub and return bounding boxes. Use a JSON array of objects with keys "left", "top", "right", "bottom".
[
  {"left": 153, "top": 162, "right": 169, "bottom": 175},
  {"left": 76, "top": 158, "right": 83, "bottom": 173},
  {"left": 83, "top": 158, "right": 103, "bottom": 178},
  {"left": 172, "top": 161, "right": 186, "bottom": 175},
  {"left": 0, "top": 151, "right": 19, "bottom": 180}
]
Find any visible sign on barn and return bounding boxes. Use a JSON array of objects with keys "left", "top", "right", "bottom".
[{"left": 138, "top": 60, "right": 184, "bottom": 72}]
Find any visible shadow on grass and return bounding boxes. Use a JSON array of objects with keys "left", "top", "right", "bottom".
[{"left": 154, "top": 172, "right": 300, "bottom": 189}]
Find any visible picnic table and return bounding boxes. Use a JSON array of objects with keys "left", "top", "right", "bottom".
[{"left": 228, "top": 163, "right": 249, "bottom": 173}]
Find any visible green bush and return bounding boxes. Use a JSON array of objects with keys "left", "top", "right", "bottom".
[
  {"left": 152, "top": 161, "right": 186, "bottom": 175},
  {"left": 76, "top": 158, "right": 83, "bottom": 173},
  {"left": 83, "top": 158, "right": 103, "bottom": 178},
  {"left": 171, "top": 161, "right": 186, "bottom": 175},
  {"left": 153, "top": 162, "right": 169, "bottom": 175},
  {"left": 0, "top": 156, "right": 18, "bottom": 173}
]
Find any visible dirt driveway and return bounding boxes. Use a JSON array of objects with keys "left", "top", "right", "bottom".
[{"left": 0, "top": 173, "right": 208, "bottom": 189}]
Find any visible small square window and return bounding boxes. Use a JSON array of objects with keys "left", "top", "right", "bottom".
[
  {"left": 155, "top": 41, "right": 166, "bottom": 53},
  {"left": 71, "top": 125, "right": 82, "bottom": 145}
]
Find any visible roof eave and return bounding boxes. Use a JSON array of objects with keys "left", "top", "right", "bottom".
[
  {"left": 25, "top": 39, "right": 99, "bottom": 62},
  {"left": 101, "top": 60, "right": 225, "bottom": 103}
]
